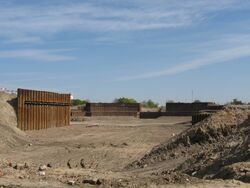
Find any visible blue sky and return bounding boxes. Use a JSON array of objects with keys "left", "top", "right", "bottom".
[{"left": 0, "top": 0, "right": 250, "bottom": 104}]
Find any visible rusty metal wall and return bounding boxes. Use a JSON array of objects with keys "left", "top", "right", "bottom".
[
  {"left": 166, "top": 102, "right": 223, "bottom": 116},
  {"left": 17, "top": 88, "right": 70, "bottom": 131},
  {"left": 192, "top": 113, "right": 211, "bottom": 125}
]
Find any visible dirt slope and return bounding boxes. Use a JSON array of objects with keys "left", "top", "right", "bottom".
[
  {"left": 128, "top": 105, "right": 250, "bottom": 183},
  {"left": 0, "top": 92, "right": 27, "bottom": 150},
  {"left": 0, "top": 92, "right": 17, "bottom": 127}
]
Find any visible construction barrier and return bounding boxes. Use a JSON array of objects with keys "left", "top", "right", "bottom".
[
  {"left": 192, "top": 113, "right": 211, "bottom": 125},
  {"left": 140, "top": 112, "right": 162, "bottom": 119},
  {"left": 85, "top": 103, "right": 140, "bottom": 117},
  {"left": 17, "top": 88, "right": 71, "bottom": 131},
  {"left": 166, "top": 102, "right": 223, "bottom": 115}
]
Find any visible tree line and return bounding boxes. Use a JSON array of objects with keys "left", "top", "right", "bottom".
[
  {"left": 71, "top": 97, "right": 249, "bottom": 107},
  {"left": 71, "top": 97, "right": 158, "bottom": 108}
]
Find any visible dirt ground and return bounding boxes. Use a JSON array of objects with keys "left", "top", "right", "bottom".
[{"left": 1, "top": 116, "right": 250, "bottom": 187}]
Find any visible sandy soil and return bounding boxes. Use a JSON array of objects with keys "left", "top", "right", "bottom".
[{"left": 0, "top": 116, "right": 249, "bottom": 187}]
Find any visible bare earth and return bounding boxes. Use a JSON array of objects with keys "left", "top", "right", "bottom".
[{"left": 0, "top": 116, "right": 250, "bottom": 187}]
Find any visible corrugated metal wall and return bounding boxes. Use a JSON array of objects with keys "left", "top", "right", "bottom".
[{"left": 17, "top": 88, "right": 71, "bottom": 131}]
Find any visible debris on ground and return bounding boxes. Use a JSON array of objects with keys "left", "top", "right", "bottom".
[{"left": 82, "top": 178, "right": 102, "bottom": 185}]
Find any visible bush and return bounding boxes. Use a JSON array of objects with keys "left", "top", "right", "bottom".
[
  {"left": 230, "top": 98, "right": 244, "bottom": 105},
  {"left": 141, "top": 99, "right": 159, "bottom": 108},
  {"left": 114, "top": 97, "right": 137, "bottom": 104},
  {"left": 71, "top": 99, "right": 88, "bottom": 106},
  {"left": 193, "top": 100, "right": 201, "bottom": 103},
  {"left": 166, "top": 100, "right": 175, "bottom": 103}
]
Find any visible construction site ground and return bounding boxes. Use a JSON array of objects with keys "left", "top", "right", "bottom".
[{"left": 1, "top": 116, "right": 250, "bottom": 187}]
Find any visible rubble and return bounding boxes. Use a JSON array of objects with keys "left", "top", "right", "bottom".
[{"left": 39, "top": 165, "right": 47, "bottom": 171}]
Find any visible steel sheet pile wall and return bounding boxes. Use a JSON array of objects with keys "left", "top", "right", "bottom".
[
  {"left": 17, "top": 88, "right": 70, "bottom": 131},
  {"left": 166, "top": 102, "right": 223, "bottom": 116},
  {"left": 85, "top": 103, "right": 140, "bottom": 117},
  {"left": 192, "top": 113, "right": 211, "bottom": 125}
]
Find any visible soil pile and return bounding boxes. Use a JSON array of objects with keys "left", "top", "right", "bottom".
[
  {"left": 127, "top": 105, "right": 250, "bottom": 183},
  {"left": 0, "top": 92, "right": 17, "bottom": 126},
  {"left": 0, "top": 92, "right": 26, "bottom": 150}
]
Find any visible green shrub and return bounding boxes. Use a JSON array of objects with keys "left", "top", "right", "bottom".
[
  {"left": 230, "top": 98, "right": 244, "bottom": 105},
  {"left": 114, "top": 97, "right": 137, "bottom": 104},
  {"left": 71, "top": 99, "right": 88, "bottom": 106},
  {"left": 141, "top": 99, "right": 159, "bottom": 108}
]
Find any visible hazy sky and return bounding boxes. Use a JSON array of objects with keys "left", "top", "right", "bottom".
[{"left": 0, "top": 0, "right": 250, "bottom": 104}]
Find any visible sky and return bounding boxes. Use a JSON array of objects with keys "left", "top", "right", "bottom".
[{"left": 0, "top": 0, "right": 250, "bottom": 105}]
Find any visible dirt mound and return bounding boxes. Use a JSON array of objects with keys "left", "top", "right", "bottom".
[
  {"left": 127, "top": 105, "right": 250, "bottom": 183},
  {"left": 213, "top": 162, "right": 250, "bottom": 183},
  {"left": 0, "top": 92, "right": 17, "bottom": 127},
  {"left": 0, "top": 123, "right": 27, "bottom": 150},
  {"left": 0, "top": 92, "right": 27, "bottom": 149}
]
